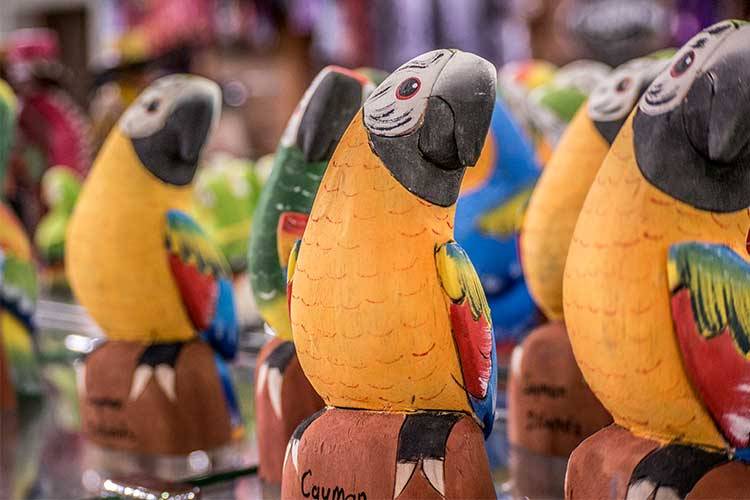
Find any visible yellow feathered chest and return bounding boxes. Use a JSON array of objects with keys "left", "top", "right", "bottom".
[
  {"left": 66, "top": 129, "right": 195, "bottom": 342},
  {"left": 290, "top": 116, "right": 471, "bottom": 413}
]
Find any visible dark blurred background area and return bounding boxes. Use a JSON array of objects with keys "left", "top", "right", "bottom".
[{"left": 2, "top": 0, "right": 749, "bottom": 159}]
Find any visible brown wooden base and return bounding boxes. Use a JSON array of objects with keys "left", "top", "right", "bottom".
[
  {"left": 566, "top": 424, "right": 750, "bottom": 499},
  {"left": 79, "top": 339, "right": 237, "bottom": 455},
  {"left": 507, "top": 321, "right": 611, "bottom": 458},
  {"left": 280, "top": 407, "right": 495, "bottom": 499},
  {"left": 508, "top": 444, "right": 567, "bottom": 499},
  {"left": 255, "top": 337, "right": 323, "bottom": 483}
]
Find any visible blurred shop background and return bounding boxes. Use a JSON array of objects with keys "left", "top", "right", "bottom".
[
  {"left": 3, "top": 0, "right": 750, "bottom": 164},
  {"left": 1, "top": 2, "right": 750, "bottom": 498}
]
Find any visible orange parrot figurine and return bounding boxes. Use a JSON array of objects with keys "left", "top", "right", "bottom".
[
  {"left": 285, "top": 49, "right": 498, "bottom": 499},
  {"left": 564, "top": 20, "right": 750, "bottom": 498}
]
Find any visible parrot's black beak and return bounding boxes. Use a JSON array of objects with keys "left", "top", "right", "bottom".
[
  {"left": 132, "top": 77, "right": 221, "bottom": 186},
  {"left": 684, "top": 29, "right": 750, "bottom": 164},
  {"left": 296, "top": 69, "right": 370, "bottom": 162},
  {"left": 170, "top": 95, "right": 217, "bottom": 165},
  {"left": 419, "top": 52, "right": 497, "bottom": 169}
]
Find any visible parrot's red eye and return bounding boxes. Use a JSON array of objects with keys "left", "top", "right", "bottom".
[
  {"left": 396, "top": 78, "right": 421, "bottom": 100},
  {"left": 616, "top": 77, "right": 632, "bottom": 93},
  {"left": 671, "top": 50, "right": 695, "bottom": 77}
]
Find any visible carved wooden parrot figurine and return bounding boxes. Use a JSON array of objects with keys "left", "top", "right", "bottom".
[
  {"left": 523, "top": 52, "right": 672, "bottom": 320},
  {"left": 507, "top": 54, "right": 671, "bottom": 489},
  {"left": 0, "top": 79, "right": 42, "bottom": 405},
  {"left": 525, "top": 60, "right": 611, "bottom": 164},
  {"left": 287, "top": 49, "right": 497, "bottom": 497},
  {"left": 564, "top": 20, "right": 750, "bottom": 498},
  {"left": 66, "top": 74, "right": 241, "bottom": 428}
]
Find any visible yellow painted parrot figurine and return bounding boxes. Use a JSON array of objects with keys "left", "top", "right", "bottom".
[
  {"left": 287, "top": 49, "right": 497, "bottom": 497},
  {"left": 564, "top": 20, "right": 750, "bottom": 498},
  {"left": 522, "top": 51, "right": 672, "bottom": 320},
  {"left": 66, "top": 74, "right": 241, "bottom": 426}
]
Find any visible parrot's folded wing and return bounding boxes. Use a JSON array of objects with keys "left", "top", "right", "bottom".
[
  {"left": 477, "top": 185, "right": 534, "bottom": 239},
  {"left": 668, "top": 242, "right": 750, "bottom": 448},
  {"left": 277, "top": 211, "right": 309, "bottom": 270},
  {"left": 436, "top": 240, "right": 497, "bottom": 434},
  {"left": 165, "top": 210, "right": 238, "bottom": 359},
  {"left": 286, "top": 239, "right": 302, "bottom": 318}
]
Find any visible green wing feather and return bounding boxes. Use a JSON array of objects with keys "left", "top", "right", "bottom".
[
  {"left": 166, "top": 210, "right": 230, "bottom": 278},
  {"left": 668, "top": 242, "right": 750, "bottom": 355}
]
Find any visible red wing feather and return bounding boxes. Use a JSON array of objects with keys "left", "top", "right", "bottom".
[{"left": 450, "top": 301, "right": 493, "bottom": 399}]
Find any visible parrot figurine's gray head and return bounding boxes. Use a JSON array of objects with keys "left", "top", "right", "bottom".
[
  {"left": 634, "top": 20, "right": 750, "bottom": 212},
  {"left": 588, "top": 53, "right": 671, "bottom": 144},
  {"left": 363, "top": 49, "right": 497, "bottom": 207},
  {"left": 119, "top": 74, "right": 221, "bottom": 186},
  {"left": 281, "top": 65, "right": 375, "bottom": 162}
]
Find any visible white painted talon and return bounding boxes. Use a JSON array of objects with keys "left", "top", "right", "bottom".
[
  {"left": 422, "top": 458, "right": 446, "bottom": 496},
  {"left": 393, "top": 462, "right": 417, "bottom": 499},
  {"left": 129, "top": 365, "right": 153, "bottom": 401},
  {"left": 155, "top": 364, "right": 177, "bottom": 401},
  {"left": 268, "top": 368, "right": 284, "bottom": 418}
]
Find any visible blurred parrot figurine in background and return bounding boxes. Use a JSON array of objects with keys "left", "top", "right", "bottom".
[
  {"left": 507, "top": 52, "right": 672, "bottom": 498},
  {"left": 193, "top": 154, "right": 263, "bottom": 276},
  {"left": 66, "top": 74, "right": 242, "bottom": 453},
  {"left": 4, "top": 29, "right": 93, "bottom": 232},
  {"left": 34, "top": 166, "right": 82, "bottom": 293},
  {"left": 455, "top": 100, "right": 541, "bottom": 358},
  {"left": 526, "top": 60, "right": 611, "bottom": 164},
  {"left": 247, "top": 66, "right": 375, "bottom": 482},
  {"left": 497, "top": 59, "right": 557, "bottom": 158},
  {"left": 0, "top": 78, "right": 42, "bottom": 409}
]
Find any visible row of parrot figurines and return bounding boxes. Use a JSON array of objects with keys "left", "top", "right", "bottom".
[{"left": 2, "top": 18, "right": 750, "bottom": 500}]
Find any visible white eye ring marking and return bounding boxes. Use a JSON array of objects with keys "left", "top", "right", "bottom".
[
  {"left": 118, "top": 74, "right": 221, "bottom": 139},
  {"left": 639, "top": 20, "right": 743, "bottom": 116},
  {"left": 364, "top": 49, "right": 453, "bottom": 138},
  {"left": 588, "top": 56, "right": 669, "bottom": 122}
]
